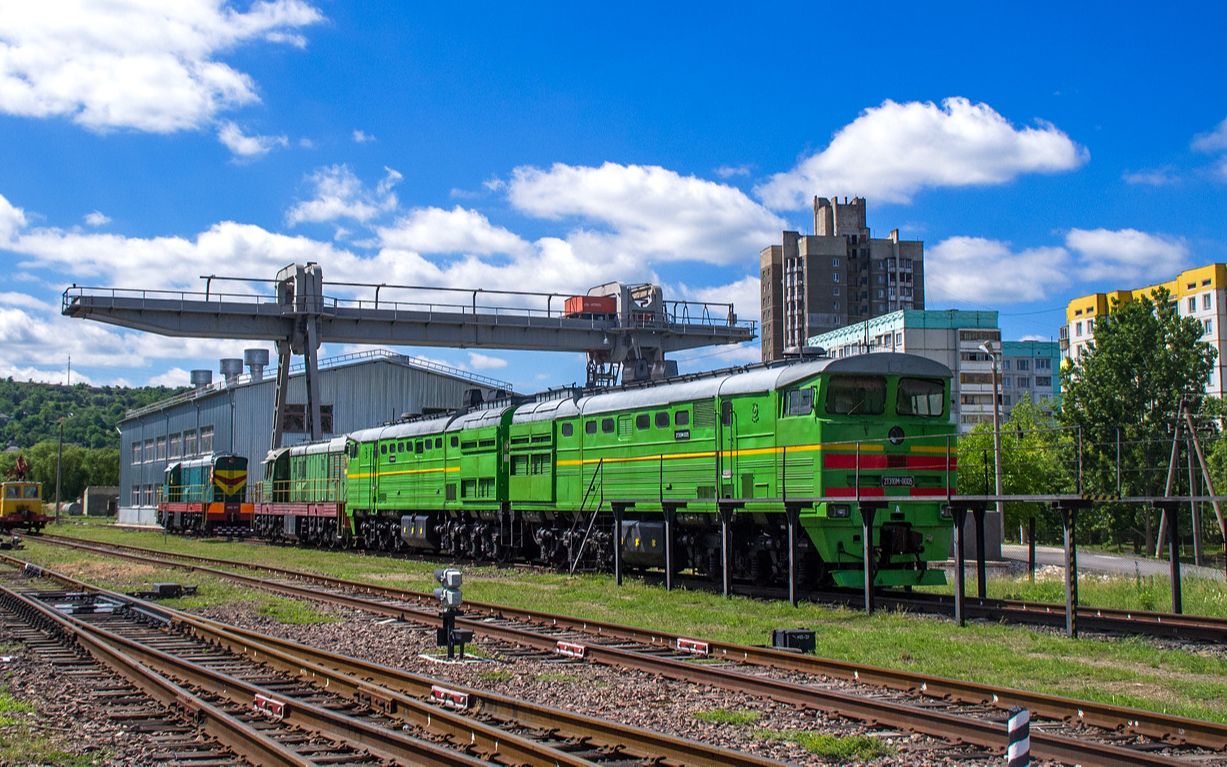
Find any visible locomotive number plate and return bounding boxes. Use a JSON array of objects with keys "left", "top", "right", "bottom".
[
  {"left": 674, "top": 429, "right": 690, "bottom": 441},
  {"left": 881, "top": 476, "right": 914, "bottom": 487}
]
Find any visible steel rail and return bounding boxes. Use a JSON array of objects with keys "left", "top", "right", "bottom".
[
  {"left": 1, "top": 575, "right": 495, "bottom": 766},
  {"left": 28, "top": 536, "right": 1203, "bottom": 766},
  {"left": 34, "top": 534, "right": 1227, "bottom": 749},
  {"left": 5, "top": 554, "right": 778, "bottom": 767},
  {"left": 0, "top": 584, "right": 316, "bottom": 767}
]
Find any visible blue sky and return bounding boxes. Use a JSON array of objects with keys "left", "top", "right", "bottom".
[{"left": 1, "top": 1, "right": 1225, "bottom": 391}]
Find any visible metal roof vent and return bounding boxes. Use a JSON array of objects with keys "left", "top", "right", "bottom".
[
  {"left": 189, "top": 370, "right": 212, "bottom": 388},
  {"left": 219, "top": 358, "right": 244, "bottom": 383},
  {"left": 243, "top": 348, "right": 269, "bottom": 381}
]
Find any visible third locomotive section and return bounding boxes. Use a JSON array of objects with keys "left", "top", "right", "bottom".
[{"left": 253, "top": 353, "right": 957, "bottom": 590}]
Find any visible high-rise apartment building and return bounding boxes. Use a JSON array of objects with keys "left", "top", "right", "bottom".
[
  {"left": 760, "top": 196, "right": 924, "bottom": 362},
  {"left": 1062, "top": 263, "right": 1227, "bottom": 396}
]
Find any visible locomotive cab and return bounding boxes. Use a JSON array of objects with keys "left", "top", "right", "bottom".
[{"left": 0, "top": 481, "right": 47, "bottom": 533}]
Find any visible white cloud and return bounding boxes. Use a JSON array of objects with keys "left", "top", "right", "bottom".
[
  {"left": 678, "top": 275, "right": 761, "bottom": 322},
  {"left": 352, "top": 129, "right": 375, "bottom": 143},
  {"left": 147, "top": 367, "right": 192, "bottom": 387},
  {"left": 0, "top": 363, "right": 93, "bottom": 386},
  {"left": 1122, "top": 167, "right": 1177, "bottom": 186},
  {"left": 0, "top": 291, "right": 49, "bottom": 311},
  {"left": 0, "top": 194, "right": 27, "bottom": 243},
  {"left": 756, "top": 97, "right": 1087, "bottom": 207},
  {"left": 0, "top": 1, "right": 323, "bottom": 133},
  {"left": 217, "top": 121, "right": 288, "bottom": 158},
  {"left": 286, "top": 165, "right": 401, "bottom": 225},
  {"left": 714, "top": 164, "right": 751, "bottom": 178},
  {"left": 378, "top": 206, "right": 529, "bottom": 256},
  {"left": 507, "top": 162, "right": 786, "bottom": 265},
  {"left": 83, "top": 210, "right": 111, "bottom": 226},
  {"left": 466, "top": 352, "right": 507, "bottom": 370},
  {"left": 1192, "top": 117, "right": 1227, "bottom": 153},
  {"left": 1065, "top": 228, "right": 1188, "bottom": 283},
  {"left": 926, "top": 237, "right": 1070, "bottom": 303}
]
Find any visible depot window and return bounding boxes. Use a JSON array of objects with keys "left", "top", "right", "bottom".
[
  {"left": 896, "top": 377, "right": 945, "bottom": 417},
  {"left": 825, "top": 375, "right": 886, "bottom": 415}
]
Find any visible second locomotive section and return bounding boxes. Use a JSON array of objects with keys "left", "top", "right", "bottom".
[{"left": 255, "top": 352, "right": 958, "bottom": 589}]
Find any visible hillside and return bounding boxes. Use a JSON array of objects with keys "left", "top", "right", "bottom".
[{"left": 0, "top": 379, "right": 184, "bottom": 450}]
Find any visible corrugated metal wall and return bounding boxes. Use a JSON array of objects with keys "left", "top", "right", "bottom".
[{"left": 118, "top": 359, "right": 501, "bottom": 523}]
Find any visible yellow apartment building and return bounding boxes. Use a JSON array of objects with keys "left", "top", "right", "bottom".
[{"left": 1062, "top": 264, "right": 1227, "bottom": 396}]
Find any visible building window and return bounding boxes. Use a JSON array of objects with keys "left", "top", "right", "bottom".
[
  {"left": 200, "top": 427, "right": 214, "bottom": 454},
  {"left": 895, "top": 332, "right": 903, "bottom": 346},
  {"left": 833, "top": 273, "right": 840, "bottom": 283},
  {"left": 184, "top": 430, "right": 196, "bottom": 456},
  {"left": 168, "top": 433, "right": 181, "bottom": 459},
  {"left": 131, "top": 487, "right": 140, "bottom": 507},
  {"left": 832, "top": 257, "right": 840, "bottom": 267},
  {"left": 1001, "top": 359, "right": 1011, "bottom": 370},
  {"left": 1001, "top": 376, "right": 1011, "bottom": 388},
  {"left": 1205, "top": 319, "right": 1214, "bottom": 335},
  {"left": 144, "top": 439, "right": 154, "bottom": 463},
  {"left": 1036, "top": 358, "right": 1051, "bottom": 370},
  {"left": 1036, "top": 376, "right": 1052, "bottom": 387},
  {"left": 1075, "top": 321, "right": 1082, "bottom": 336},
  {"left": 1017, "top": 376, "right": 1031, "bottom": 388},
  {"left": 1016, "top": 359, "right": 1030, "bottom": 371},
  {"left": 833, "top": 286, "right": 840, "bottom": 296},
  {"left": 131, "top": 443, "right": 141, "bottom": 465},
  {"left": 281, "top": 405, "right": 335, "bottom": 434},
  {"left": 958, "top": 329, "right": 1000, "bottom": 343},
  {"left": 1204, "top": 293, "right": 1212, "bottom": 311},
  {"left": 156, "top": 437, "right": 166, "bottom": 461},
  {"left": 1188, "top": 297, "right": 1197, "bottom": 313}
]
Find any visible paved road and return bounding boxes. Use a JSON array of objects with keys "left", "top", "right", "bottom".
[{"left": 1001, "top": 544, "right": 1225, "bottom": 581}]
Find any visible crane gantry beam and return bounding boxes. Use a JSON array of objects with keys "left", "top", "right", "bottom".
[{"left": 62, "top": 262, "right": 756, "bottom": 447}]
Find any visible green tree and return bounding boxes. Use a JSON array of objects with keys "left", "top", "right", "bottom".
[
  {"left": 958, "top": 399, "right": 1073, "bottom": 542},
  {"left": 1059, "top": 288, "right": 1217, "bottom": 550}
]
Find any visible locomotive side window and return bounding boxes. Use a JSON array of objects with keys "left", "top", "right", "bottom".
[
  {"left": 561, "top": 422, "right": 574, "bottom": 437},
  {"left": 380, "top": 443, "right": 387, "bottom": 455},
  {"left": 451, "top": 436, "right": 459, "bottom": 447},
  {"left": 601, "top": 418, "right": 615, "bottom": 433},
  {"left": 675, "top": 410, "right": 690, "bottom": 426},
  {"left": 826, "top": 375, "right": 886, "bottom": 415},
  {"left": 785, "top": 388, "right": 813, "bottom": 416},
  {"left": 655, "top": 411, "right": 670, "bottom": 428},
  {"left": 436, "top": 438, "right": 443, "bottom": 448},
  {"left": 897, "top": 377, "right": 946, "bottom": 417},
  {"left": 585, "top": 421, "right": 597, "bottom": 435},
  {"left": 635, "top": 413, "right": 650, "bottom": 430}
]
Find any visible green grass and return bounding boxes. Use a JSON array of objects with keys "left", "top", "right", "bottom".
[
  {"left": 534, "top": 671, "right": 582, "bottom": 685},
  {"left": 0, "top": 682, "right": 96, "bottom": 765},
  {"left": 694, "top": 707, "right": 762, "bottom": 726},
  {"left": 919, "top": 569, "right": 1227, "bottom": 618},
  {"left": 756, "top": 730, "right": 894, "bottom": 761},
  {"left": 477, "top": 669, "right": 514, "bottom": 684},
  {"left": 257, "top": 597, "right": 338, "bottom": 625},
  {"left": 28, "top": 523, "right": 1227, "bottom": 725}
]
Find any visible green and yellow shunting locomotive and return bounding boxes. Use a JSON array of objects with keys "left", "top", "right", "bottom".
[{"left": 254, "top": 353, "right": 958, "bottom": 589}]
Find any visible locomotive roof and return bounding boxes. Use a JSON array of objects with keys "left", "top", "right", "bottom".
[
  {"left": 510, "top": 396, "right": 581, "bottom": 424},
  {"left": 167, "top": 453, "right": 243, "bottom": 471},
  {"left": 576, "top": 353, "right": 950, "bottom": 416},
  {"left": 348, "top": 414, "right": 456, "bottom": 444}
]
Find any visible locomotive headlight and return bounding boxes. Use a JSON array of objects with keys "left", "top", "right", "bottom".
[{"left": 828, "top": 504, "right": 851, "bottom": 519}]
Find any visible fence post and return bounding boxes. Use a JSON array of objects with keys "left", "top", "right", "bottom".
[{"left": 1027, "top": 516, "right": 1036, "bottom": 583}]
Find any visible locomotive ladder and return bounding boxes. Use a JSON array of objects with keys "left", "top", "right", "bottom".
[{"left": 568, "top": 459, "right": 605, "bottom": 575}]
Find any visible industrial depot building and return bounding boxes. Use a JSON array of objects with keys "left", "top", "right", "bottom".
[{"left": 117, "top": 349, "right": 512, "bottom": 525}]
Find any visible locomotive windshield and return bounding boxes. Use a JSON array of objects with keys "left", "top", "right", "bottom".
[
  {"left": 896, "top": 377, "right": 946, "bottom": 417},
  {"left": 3, "top": 484, "right": 39, "bottom": 499},
  {"left": 825, "top": 375, "right": 886, "bottom": 415}
]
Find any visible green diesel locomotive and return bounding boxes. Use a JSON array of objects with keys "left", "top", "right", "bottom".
[{"left": 254, "top": 353, "right": 958, "bottom": 589}]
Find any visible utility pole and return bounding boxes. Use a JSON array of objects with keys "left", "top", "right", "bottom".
[
  {"left": 979, "top": 341, "right": 1004, "bottom": 526},
  {"left": 54, "top": 417, "right": 64, "bottom": 523}
]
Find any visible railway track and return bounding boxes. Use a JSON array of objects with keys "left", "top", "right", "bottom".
[
  {"left": 0, "top": 557, "right": 784, "bottom": 767},
  {"left": 47, "top": 531, "right": 1227, "bottom": 643},
  {"left": 28, "top": 534, "right": 1227, "bottom": 767}
]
